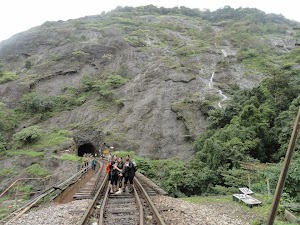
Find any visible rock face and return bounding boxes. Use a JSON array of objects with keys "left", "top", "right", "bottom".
[
  {"left": 73, "top": 130, "right": 102, "bottom": 156},
  {"left": 0, "top": 7, "right": 299, "bottom": 159}
]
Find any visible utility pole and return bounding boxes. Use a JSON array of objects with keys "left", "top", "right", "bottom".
[{"left": 266, "top": 107, "right": 300, "bottom": 225}]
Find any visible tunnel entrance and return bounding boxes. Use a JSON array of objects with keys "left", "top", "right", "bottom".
[
  {"left": 73, "top": 129, "right": 101, "bottom": 157},
  {"left": 78, "top": 143, "right": 95, "bottom": 157}
]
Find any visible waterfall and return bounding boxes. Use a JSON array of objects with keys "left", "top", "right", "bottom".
[
  {"left": 218, "top": 89, "right": 227, "bottom": 108},
  {"left": 221, "top": 49, "right": 227, "bottom": 57},
  {"left": 208, "top": 72, "right": 215, "bottom": 88},
  {"left": 208, "top": 71, "right": 227, "bottom": 108}
]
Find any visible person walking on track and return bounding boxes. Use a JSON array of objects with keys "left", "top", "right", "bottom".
[
  {"left": 91, "top": 158, "right": 97, "bottom": 171},
  {"left": 123, "top": 155, "right": 136, "bottom": 193},
  {"left": 114, "top": 157, "right": 124, "bottom": 194}
]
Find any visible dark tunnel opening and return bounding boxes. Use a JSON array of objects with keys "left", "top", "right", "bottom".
[{"left": 78, "top": 143, "right": 96, "bottom": 157}]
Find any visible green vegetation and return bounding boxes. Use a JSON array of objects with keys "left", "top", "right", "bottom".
[
  {"left": 3, "top": 128, "right": 71, "bottom": 155},
  {"left": 57, "top": 153, "right": 85, "bottom": 162},
  {"left": 0, "top": 102, "right": 17, "bottom": 151},
  {"left": 21, "top": 93, "right": 56, "bottom": 114},
  {"left": 0, "top": 168, "right": 16, "bottom": 178},
  {"left": 188, "top": 67, "right": 299, "bottom": 198},
  {"left": 0, "top": 207, "right": 10, "bottom": 220},
  {"left": 13, "top": 126, "right": 43, "bottom": 145},
  {"left": 80, "top": 73, "right": 128, "bottom": 105},
  {"left": 0, "top": 71, "right": 18, "bottom": 84},
  {"left": 0, "top": 64, "right": 18, "bottom": 84},
  {"left": 134, "top": 64, "right": 300, "bottom": 202},
  {"left": 25, "top": 164, "right": 49, "bottom": 177},
  {"left": 0, "top": 7, "right": 299, "bottom": 223},
  {"left": 18, "top": 184, "right": 33, "bottom": 199},
  {"left": 29, "top": 129, "right": 71, "bottom": 150},
  {"left": 20, "top": 91, "right": 85, "bottom": 117},
  {"left": 104, "top": 130, "right": 128, "bottom": 145},
  {"left": 0, "top": 103, "right": 17, "bottom": 132},
  {"left": 25, "top": 60, "right": 32, "bottom": 69},
  {"left": 106, "top": 74, "right": 128, "bottom": 88}
]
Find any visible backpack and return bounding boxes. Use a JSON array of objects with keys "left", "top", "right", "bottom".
[{"left": 132, "top": 160, "right": 138, "bottom": 172}]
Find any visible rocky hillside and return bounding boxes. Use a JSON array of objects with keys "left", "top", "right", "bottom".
[{"left": 0, "top": 5, "right": 299, "bottom": 159}]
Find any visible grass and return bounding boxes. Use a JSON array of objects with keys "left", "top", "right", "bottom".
[
  {"left": 104, "top": 130, "right": 128, "bottom": 144},
  {"left": 0, "top": 71, "right": 19, "bottom": 84},
  {"left": 17, "top": 184, "right": 33, "bottom": 200},
  {"left": 55, "top": 153, "right": 86, "bottom": 163},
  {"left": 25, "top": 164, "right": 49, "bottom": 177},
  {"left": 181, "top": 195, "right": 296, "bottom": 225},
  {"left": 0, "top": 207, "right": 10, "bottom": 220},
  {"left": 27, "top": 129, "right": 71, "bottom": 150},
  {"left": 18, "top": 184, "right": 33, "bottom": 193},
  {"left": 0, "top": 168, "right": 17, "bottom": 177}
]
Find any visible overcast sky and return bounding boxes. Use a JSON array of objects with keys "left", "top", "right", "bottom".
[{"left": 0, "top": 0, "right": 299, "bottom": 42}]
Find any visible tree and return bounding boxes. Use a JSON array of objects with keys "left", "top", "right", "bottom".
[{"left": 25, "top": 60, "right": 32, "bottom": 69}]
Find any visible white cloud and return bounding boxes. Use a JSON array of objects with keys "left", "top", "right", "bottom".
[{"left": 0, "top": 0, "right": 299, "bottom": 42}]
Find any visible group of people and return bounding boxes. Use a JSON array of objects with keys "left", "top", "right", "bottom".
[{"left": 106, "top": 154, "right": 136, "bottom": 194}]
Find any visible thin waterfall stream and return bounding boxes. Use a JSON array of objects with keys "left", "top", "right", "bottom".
[{"left": 208, "top": 71, "right": 227, "bottom": 108}]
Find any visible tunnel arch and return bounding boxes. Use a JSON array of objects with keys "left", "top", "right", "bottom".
[{"left": 77, "top": 143, "right": 96, "bottom": 157}]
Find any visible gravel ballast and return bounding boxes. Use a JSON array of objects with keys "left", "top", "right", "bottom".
[
  {"left": 152, "top": 195, "right": 257, "bottom": 225},
  {"left": 13, "top": 199, "right": 90, "bottom": 225},
  {"left": 12, "top": 196, "right": 257, "bottom": 225}
]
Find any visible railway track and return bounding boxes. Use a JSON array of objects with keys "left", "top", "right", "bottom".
[
  {"left": 73, "top": 161, "right": 106, "bottom": 200},
  {"left": 0, "top": 160, "right": 102, "bottom": 225},
  {"left": 1, "top": 160, "right": 168, "bottom": 225},
  {"left": 79, "top": 171, "right": 167, "bottom": 225}
]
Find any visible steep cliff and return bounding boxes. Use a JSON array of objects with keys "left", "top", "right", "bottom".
[{"left": 0, "top": 6, "right": 299, "bottom": 159}]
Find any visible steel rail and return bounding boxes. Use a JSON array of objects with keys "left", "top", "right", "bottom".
[
  {"left": 78, "top": 173, "right": 108, "bottom": 225},
  {"left": 133, "top": 185, "right": 144, "bottom": 225},
  {"left": 98, "top": 182, "right": 144, "bottom": 225},
  {"left": 134, "top": 177, "right": 166, "bottom": 225},
  {"left": 98, "top": 183, "right": 110, "bottom": 225},
  {"left": 91, "top": 161, "right": 104, "bottom": 195}
]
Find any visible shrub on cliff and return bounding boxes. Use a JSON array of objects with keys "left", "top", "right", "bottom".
[{"left": 13, "top": 126, "right": 43, "bottom": 145}]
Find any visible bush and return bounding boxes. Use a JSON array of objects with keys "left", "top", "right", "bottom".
[
  {"left": 25, "top": 60, "right": 32, "bottom": 69},
  {"left": 211, "top": 185, "right": 236, "bottom": 195},
  {"left": 21, "top": 93, "right": 55, "bottom": 113},
  {"left": 0, "top": 134, "right": 6, "bottom": 151},
  {"left": 13, "top": 126, "right": 43, "bottom": 144},
  {"left": 0, "top": 71, "right": 18, "bottom": 84},
  {"left": 106, "top": 74, "right": 128, "bottom": 88},
  {"left": 0, "top": 102, "right": 17, "bottom": 133},
  {"left": 18, "top": 184, "right": 33, "bottom": 200}
]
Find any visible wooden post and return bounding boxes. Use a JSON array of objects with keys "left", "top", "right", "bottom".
[
  {"left": 267, "top": 178, "right": 271, "bottom": 196},
  {"left": 248, "top": 174, "right": 251, "bottom": 189},
  {"left": 267, "top": 107, "right": 300, "bottom": 225},
  {"left": 15, "top": 183, "right": 19, "bottom": 209}
]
